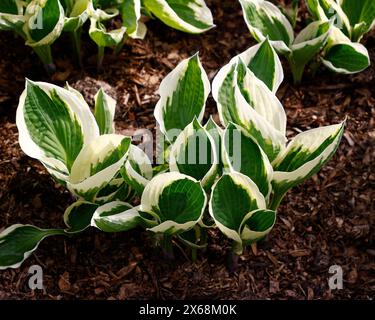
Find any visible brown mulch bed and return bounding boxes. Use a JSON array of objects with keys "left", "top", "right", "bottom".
[{"left": 0, "top": 0, "right": 374, "bottom": 300}]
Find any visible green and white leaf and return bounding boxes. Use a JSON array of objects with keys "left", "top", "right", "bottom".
[
  {"left": 140, "top": 172, "right": 207, "bottom": 235},
  {"left": 91, "top": 201, "right": 141, "bottom": 232},
  {"left": 212, "top": 38, "right": 284, "bottom": 98},
  {"left": 169, "top": 118, "right": 219, "bottom": 188},
  {"left": 240, "top": 209, "right": 276, "bottom": 244},
  {"left": 239, "top": 0, "right": 294, "bottom": 53},
  {"left": 63, "top": 0, "right": 89, "bottom": 32},
  {"left": 236, "top": 59, "right": 286, "bottom": 135},
  {"left": 0, "top": 224, "right": 65, "bottom": 270},
  {"left": 322, "top": 27, "right": 370, "bottom": 74},
  {"left": 89, "top": 17, "right": 126, "bottom": 47},
  {"left": 222, "top": 123, "right": 273, "bottom": 198},
  {"left": 63, "top": 200, "right": 99, "bottom": 233},
  {"left": 154, "top": 53, "right": 210, "bottom": 142},
  {"left": 95, "top": 178, "right": 135, "bottom": 204},
  {"left": 68, "top": 134, "right": 131, "bottom": 201},
  {"left": 289, "top": 20, "right": 332, "bottom": 82},
  {"left": 121, "top": 145, "right": 153, "bottom": 195},
  {"left": 209, "top": 172, "right": 266, "bottom": 254},
  {"left": 272, "top": 121, "right": 345, "bottom": 197},
  {"left": 0, "top": 0, "right": 24, "bottom": 31},
  {"left": 23, "top": 0, "right": 65, "bottom": 47},
  {"left": 143, "top": 0, "right": 214, "bottom": 34},
  {"left": 341, "top": 0, "right": 375, "bottom": 40},
  {"left": 232, "top": 85, "right": 286, "bottom": 162},
  {"left": 16, "top": 80, "right": 100, "bottom": 182},
  {"left": 94, "top": 88, "right": 116, "bottom": 135},
  {"left": 121, "top": 0, "right": 147, "bottom": 39}
]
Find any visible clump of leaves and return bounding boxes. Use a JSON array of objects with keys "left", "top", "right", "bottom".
[
  {"left": 0, "top": 0, "right": 214, "bottom": 72},
  {"left": 239, "top": 0, "right": 374, "bottom": 83},
  {"left": 0, "top": 40, "right": 344, "bottom": 269}
]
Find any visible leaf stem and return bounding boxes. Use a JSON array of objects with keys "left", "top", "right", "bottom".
[
  {"left": 97, "top": 46, "right": 105, "bottom": 72},
  {"left": 32, "top": 45, "right": 56, "bottom": 74},
  {"left": 70, "top": 29, "right": 83, "bottom": 68}
]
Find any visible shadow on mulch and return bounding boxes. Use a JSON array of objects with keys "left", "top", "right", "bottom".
[{"left": 0, "top": 0, "right": 374, "bottom": 299}]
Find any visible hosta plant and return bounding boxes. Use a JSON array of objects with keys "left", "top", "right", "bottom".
[
  {"left": 0, "top": 40, "right": 344, "bottom": 269},
  {"left": 306, "top": 0, "right": 375, "bottom": 74},
  {"left": 0, "top": 0, "right": 214, "bottom": 72},
  {"left": 239, "top": 0, "right": 372, "bottom": 83}
]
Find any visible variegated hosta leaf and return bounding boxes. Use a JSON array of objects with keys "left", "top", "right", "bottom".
[
  {"left": 240, "top": 209, "right": 276, "bottom": 245},
  {"left": 204, "top": 116, "right": 223, "bottom": 170},
  {"left": 94, "top": 89, "right": 116, "bottom": 135},
  {"left": 0, "top": 12, "right": 24, "bottom": 31},
  {"left": 68, "top": 134, "right": 131, "bottom": 202},
  {"left": 0, "top": 224, "right": 65, "bottom": 270},
  {"left": 222, "top": 123, "right": 273, "bottom": 198},
  {"left": 121, "top": 0, "right": 147, "bottom": 39},
  {"left": 341, "top": 0, "right": 375, "bottom": 41},
  {"left": 91, "top": 201, "right": 141, "bottom": 232},
  {"left": 239, "top": 0, "right": 294, "bottom": 53},
  {"left": 169, "top": 118, "right": 219, "bottom": 188},
  {"left": 140, "top": 172, "right": 207, "bottom": 235},
  {"left": 306, "top": 0, "right": 351, "bottom": 37},
  {"left": 209, "top": 172, "right": 268, "bottom": 254},
  {"left": 0, "top": 0, "right": 24, "bottom": 30},
  {"left": 235, "top": 59, "right": 286, "bottom": 135},
  {"left": 23, "top": 0, "right": 65, "bottom": 47},
  {"left": 154, "top": 53, "right": 210, "bottom": 142},
  {"left": 63, "top": 0, "right": 90, "bottom": 32},
  {"left": 95, "top": 177, "right": 135, "bottom": 204},
  {"left": 16, "top": 80, "right": 100, "bottom": 182},
  {"left": 0, "top": 0, "right": 23, "bottom": 14},
  {"left": 89, "top": 18, "right": 126, "bottom": 47},
  {"left": 232, "top": 85, "right": 287, "bottom": 162},
  {"left": 212, "top": 38, "right": 284, "bottom": 101},
  {"left": 120, "top": 145, "right": 153, "bottom": 195},
  {"left": 272, "top": 121, "right": 345, "bottom": 199},
  {"left": 289, "top": 20, "right": 332, "bottom": 82},
  {"left": 63, "top": 200, "right": 99, "bottom": 233},
  {"left": 322, "top": 27, "right": 370, "bottom": 74},
  {"left": 87, "top": 1, "right": 119, "bottom": 21},
  {"left": 143, "top": 0, "right": 214, "bottom": 34}
]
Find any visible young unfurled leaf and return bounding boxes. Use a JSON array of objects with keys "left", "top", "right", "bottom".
[
  {"left": 213, "top": 39, "right": 283, "bottom": 98},
  {"left": 154, "top": 53, "right": 210, "bottom": 142},
  {"left": 239, "top": 0, "right": 294, "bottom": 53},
  {"left": 23, "top": 0, "right": 65, "bottom": 47},
  {"left": 169, "top": 118, "right": 219, "bottom": 188},
  {"left": 64, "top": 200, "right": 99, "bottom": 233},
  {"left": 63, "top": 0, "right": 90, "bottom": 32},
  {"left": 209, "top": 172, "right": 270, "bottom": 254},
  {"left": 94, "top": 88, "right": 116, "bottom": 135},
  {"left": 140, "top": 172, "right": 207, "bottom": 235},
  {"left": 143, "top": 0, "right": 214, "bottom": 34},
  {"left": 271, "top": 122, "right": 345, "bottom": 203},
  {"left": 232, "top": 85, "right": 286, "bottom": 162},
  {"left": 121, "top": 0, "right": 147, "bottom": 39},
  {"left": 91, "top": 201, "right": 141, "bottom": 232},
  {"left": 121, "top": 145, "right": 153, "bottom": 195},
  {"left": 0, "top": 225, "right": 65, "bottom": 270},
  {"left": 222, "top": 123, "right": 273, "bottom": 198},
  {"left": 68, "top": 134, "right": 131, "bottom": 201},
  {"left": 0, "top": 0, "right": 24, "bottom": 31},
  {"left": 16, "top": 80, "right": 100, "bottom": 181},
  {"left": 89, "top": 18, "right": 126, "bottom": 48},
  {"left": 289, "top": 20, "right": 332, "bottom": 83}
]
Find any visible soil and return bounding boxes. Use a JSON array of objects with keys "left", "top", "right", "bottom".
[{"left": 0, "top": 0, "right": 374, "bottom": 300}]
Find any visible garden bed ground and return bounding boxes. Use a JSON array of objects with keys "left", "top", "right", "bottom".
[{"left": 0, "top": 0, "right": 374, "bottom": 300}]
